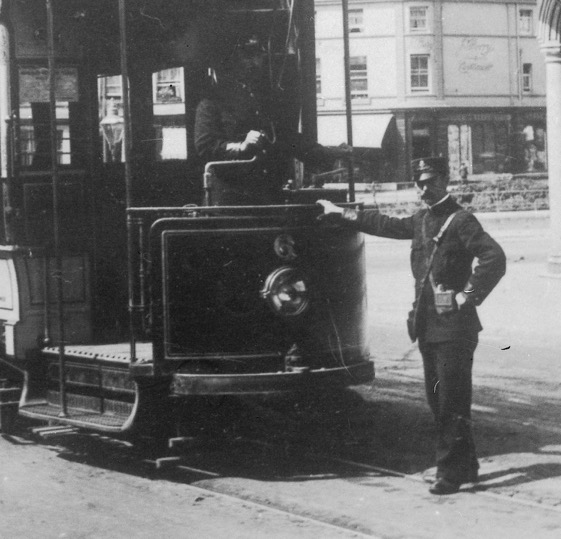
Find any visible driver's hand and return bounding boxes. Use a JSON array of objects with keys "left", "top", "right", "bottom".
[
  {"left": 317, "top": 199, "right": 344, "bottom": 215},
  {"left": 240, "top": 130, "right": 265, "bottom": 153}
]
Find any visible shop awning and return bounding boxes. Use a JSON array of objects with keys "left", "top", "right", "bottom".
[
  {"left": 367, "top": 113, "right": 396, "bottom": 149},
  {"left": 317, "top": 113, "right": 398, "bottom": 149}
]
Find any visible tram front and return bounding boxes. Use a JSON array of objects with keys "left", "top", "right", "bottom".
[{"left": 0, "top": 0, "right": 373, "bottom": 435}]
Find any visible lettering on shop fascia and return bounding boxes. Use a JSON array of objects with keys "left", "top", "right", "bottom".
[{"left": 445, "top": 113, "right": 510, "bottom": 122}]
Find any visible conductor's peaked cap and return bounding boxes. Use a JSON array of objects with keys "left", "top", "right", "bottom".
[{"left": 412, "top": 157, "right": 449, "bottom": 182}]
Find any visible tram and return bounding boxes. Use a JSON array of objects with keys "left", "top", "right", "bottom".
[{"left": 0, "top": 0, "right": 373, "bottom": 436}]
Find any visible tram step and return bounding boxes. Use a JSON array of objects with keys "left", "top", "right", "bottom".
[
  {"left": 46, "top": 391, "right": 133, "bottom": 416},
  {"left": 31, "top": 425, "right": 80, "bottom": 438},
  {"left": 19, "top": 398, "right": 132, "bottom": 431}
]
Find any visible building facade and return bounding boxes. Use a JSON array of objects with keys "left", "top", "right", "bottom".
[{"left": 314, "top": 0, "right": 547, "bottom": 182}]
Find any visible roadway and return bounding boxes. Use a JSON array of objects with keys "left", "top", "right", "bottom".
[{"left": 1, "top": 212, "right": 560, "bottom": 538}]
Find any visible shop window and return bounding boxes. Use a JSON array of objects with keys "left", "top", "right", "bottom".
[
  {"left": 523, "top": 124, "right": 547, "bottom": 172},
  {"left": 447, "top": 124, "right": 473, "bottom": 180},
  {"left": 410, "top": 54, "right": 430, "bottom": 92},
  {"left": 470, "top": 122, "right": 510, "bottom": 173},
  {"left": 350, "top": 56, "right": 368, "bottom": 100},
  {"left": 519, "top": 9, "right": 533, "bottom": 35},
  {"left": 349, "top": 9, "right": 364, "bottom": 33},
  {"left": 522, "top": 63, "right": 533, "bottom": 92},
  {"left": 409, "top": 6, "right": 428, "bottom": 33},
  {"left": 412, "top": 125, "right": 431, "bottom": 159}
]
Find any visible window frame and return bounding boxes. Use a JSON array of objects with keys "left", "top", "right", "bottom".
[
  {"left": 409, "top": 54, "right": 430, "bottom": 93},
  {"left": 518, "top": 9, "right": 534, "bottom": 36},
  {"left": 409, "top": 5, "right": 429, "bottom": 33},
  {"left": 349, "top": 55, "right": 369, "bottom": 101},
  {"left": 315, "top": 58, "right": 322, "bottom": 97},
  {"left": 522, "top": 63, "right": 533, "bottom": 93},
  {"left": 348, "top": 8, "right": 364, "bottom": 34},
  {"left": 153, "top": 67, "right": 185, "bottom": 104}
]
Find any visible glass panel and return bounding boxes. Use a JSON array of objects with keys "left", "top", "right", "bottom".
[
  {"left": 98, "top": 76, "right": 124, "bottom": 163},
  {"left": 410, "top": 7, "right": 427, "bottom": 32},
  {"left": 18, "top": 66, "right": 79, "bottom": 169},
  {"left": 522, "top": 63, "right": 532, "bottom": 92},
  {"left": 410, "top": 55, "right": 429, "bottom": 90},
  {"left": 349, "top": 9, "right": 363, "bottom": 33},
  {"left": 152, "top": 67, "right": 187, "bottom": 161},
  {"left": 18, "top": 102, "right": 73, "bottom": 169},
  {"left": 519, "top": 9, "right": 533, "bottom": 35},
  {"left": 350, "top": 56, "right": 368, "bottom": 99}
]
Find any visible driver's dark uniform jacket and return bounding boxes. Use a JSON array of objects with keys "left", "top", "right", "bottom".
[
  {"left": 340, "top": 195, "right": 506, "bottom": 483},
  {"left": 195, "top": 77, "right": 337, "bottom": 205}
]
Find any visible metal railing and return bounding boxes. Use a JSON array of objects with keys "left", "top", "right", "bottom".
[{"left": 362, "top": 185, "right": 549, "bottom": 214}]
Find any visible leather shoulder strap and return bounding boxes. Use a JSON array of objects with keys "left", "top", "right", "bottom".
[{"left": 433, "top": 211, "right": 460, "bottom": 245}]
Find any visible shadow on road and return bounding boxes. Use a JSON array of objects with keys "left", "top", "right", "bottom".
[{"left": 5, "top": 378, "right": 560, "bottom": 500}]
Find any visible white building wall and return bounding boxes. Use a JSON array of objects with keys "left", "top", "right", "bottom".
[{"left": 315, "top": 0, "right": 546, "bottom": 109}]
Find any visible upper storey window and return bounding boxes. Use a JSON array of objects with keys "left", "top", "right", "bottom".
[
  {"left": 410, "top": 54, "right": 430, "bottom": 92},
  {"left": 316, "top": 58, "right": 322, "bottom": 96},
  {"left": 350, "top": 56, "right": 368, "bottom": 100},
  {"left": 519, "top": 9, "right": 534, "bottom": 35},
  {"left": 349, "top": 9, "right": 364, "bottom": 33},
  {"left": 409, "top": 6, "right": 428, "bottom": 33}
]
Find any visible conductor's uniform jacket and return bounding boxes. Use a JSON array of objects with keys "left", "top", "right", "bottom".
[{"left": 346, "top": 195, "right": 506, "bottom": 342}]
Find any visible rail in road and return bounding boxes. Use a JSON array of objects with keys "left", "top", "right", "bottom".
[{"left": 15, "top": 401, "right": 561, "bottom": 539}]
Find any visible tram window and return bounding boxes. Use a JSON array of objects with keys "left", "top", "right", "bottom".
[
  {"left": 153, "top": 68, "right": 187, "bottom": 161},
  {"left": 18, "top": 102, "right": 73, "bottom": 169},
  {"left": 98, "top": 76, "right": 125, "bottom": 163},
  {"left": 97, "top": 69, "right": 187, "bottom": 163},
  {"left": 18, "top": 65, "right": 82, "bottom": 170}
]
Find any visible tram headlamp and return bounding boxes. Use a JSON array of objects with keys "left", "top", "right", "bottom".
[{"left": 260, "top": 266, "right": 310, "bottom": 317}]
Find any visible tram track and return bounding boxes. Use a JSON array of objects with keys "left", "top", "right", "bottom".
[
  {"left": 18, "top": 380, "right": 561, "bottom": 537},
  {"left": 145, "top": 432, "right": 561, "bottom": 519},
  {"left": 19, "top": 416, "right": 561, "bottom": 538}
]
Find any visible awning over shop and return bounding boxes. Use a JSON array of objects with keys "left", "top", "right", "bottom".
[
  {"left": 317, "top": 113, "right": 397, "bottom": 148},
  {"left": 367, "top": 113, "right": 396, "bottom": 148}
]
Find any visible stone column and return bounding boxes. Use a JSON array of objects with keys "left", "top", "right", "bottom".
[{"left": 541, "top": 43, "right": 561, "bottom": 274}]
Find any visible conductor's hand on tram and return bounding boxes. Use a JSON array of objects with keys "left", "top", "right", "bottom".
[{"left": 317, "top": 199, "right": 344, "bottom": 216}]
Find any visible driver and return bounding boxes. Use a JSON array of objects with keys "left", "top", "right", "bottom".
[{"left": 194, "top": 35, "right": 350, "bottom": 205}]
